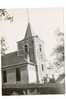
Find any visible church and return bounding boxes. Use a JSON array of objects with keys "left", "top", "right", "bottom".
[
  {"left": 1, "top": 9, "right": 65, "bottom": 95},
  {"left": 1, "top": 22, "right": 46, "bottom": 87}
]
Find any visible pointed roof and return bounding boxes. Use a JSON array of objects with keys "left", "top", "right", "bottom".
[{"left": 24, "top": 22, "right": 33, "bottom": 39}]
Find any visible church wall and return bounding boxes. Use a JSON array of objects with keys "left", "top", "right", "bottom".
[
  {"left": 27, "top": 64, "right": 37, "bottom": 84},
  {"left": 7, "top": 69, "right": 16, "bottom": 84},
  {"left": 17, "top": 38, "right": 36, "bottom": 64},
  {"left": 33, "top": 36, "right": 46, "bottom": 83},
  {"left": 2, "top": 64, "right": 28, "bottom": 85},
  {"left": 20, "top": 65, "right": 28, "bottom": 84}
]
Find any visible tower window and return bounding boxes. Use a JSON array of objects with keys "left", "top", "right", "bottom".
[
  {"left": 39, "top": 44, "right": 42, "bottom": 52},
  {"left": 41, "top": 64, "right": 44, "bottom": 71},
  {"left": 25, "top": 45, "right": 28, "bottom": 53},
  {"left": 16, "top": 68, "right": 21, "bottom": 81},
  {"left": 2, "top": 71, "right": 7, "bottom": 83}
]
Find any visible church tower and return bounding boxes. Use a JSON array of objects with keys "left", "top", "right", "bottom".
[
  {"left": 17, "top": 24, "right": 46, "bottom": 83},
  {"left": 17, "top": 9, "right": 46, "bottom": 83}
]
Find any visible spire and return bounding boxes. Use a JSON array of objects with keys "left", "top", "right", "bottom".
[
  {"left": 26, "top": 8, "right": 30, "bottom": 23},
  {"left": 25, "top": 23, "right": 32, "bottom": 39},
  {"left": 24, "top": 8, "right": 34, "bottom": 39}
]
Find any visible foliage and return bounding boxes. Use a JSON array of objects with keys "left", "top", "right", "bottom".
[
  {"left": 54, "top": 45, "right": 64, "bottom": 62},
  {"left": 0, "top": 9, "right": 13, "bottom": 22},
  {"left": 52, "top": 32, "right": 64, "bottom": 68},
  {"left": 1, "top": 37, "right": 7, "bottom": 56},
  {"left": 0, "top": 9, "right": 14, "bottom": 55}
]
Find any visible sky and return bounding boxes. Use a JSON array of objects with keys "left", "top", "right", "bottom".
[{"left": 0, "top": 8, "right": 64, "bottom": 60}]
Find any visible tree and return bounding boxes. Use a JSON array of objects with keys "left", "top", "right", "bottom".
[
  {"left": 52, "top": 32, "right": 64, "bottom": 69},
  {"left": 1, "top": 37, "right": 8, "bottom": 56},
  {"left": 0, "top": 9, "right": 14, "bottom": 55},
  {"left": 0, "top": 9, "right": 13, "bottom": 22}
]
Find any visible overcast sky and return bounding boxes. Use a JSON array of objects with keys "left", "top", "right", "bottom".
[{"left": 0, "top": 8, "right": 64, "bottom": 60}]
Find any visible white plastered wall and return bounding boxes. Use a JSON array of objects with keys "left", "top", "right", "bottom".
[{"left": 27, "top": 64, "right": 37, "bottom": 84}]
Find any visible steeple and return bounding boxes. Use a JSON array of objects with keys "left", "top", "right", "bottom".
[
  {"left": 24, "top": 9, "right": 33, "bottom": 39},
  {"left": 25, "top": 23, "right": 33, "bottom": 39}
]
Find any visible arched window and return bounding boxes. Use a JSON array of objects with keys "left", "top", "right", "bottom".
[{"left": 25, "top": 44, "right": 28, "bottom": 53}]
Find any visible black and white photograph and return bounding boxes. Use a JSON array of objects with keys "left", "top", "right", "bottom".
[{"left": 0, "top": 8, "right": 65, "bottom": 95}]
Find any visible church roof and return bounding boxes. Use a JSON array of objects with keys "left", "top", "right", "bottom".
[{"left": 1, "top": 51, "right": 26, "bottom": 68}]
